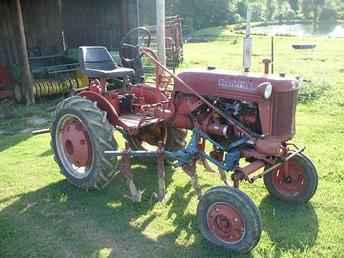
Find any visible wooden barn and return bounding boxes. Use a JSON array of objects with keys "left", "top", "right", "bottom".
[{"left": 0, "top": 0, "right": 139, "bottom": 104}]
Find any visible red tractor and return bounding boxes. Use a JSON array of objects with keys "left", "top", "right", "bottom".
[{"left": 50, "top": 28, "right": 318, "bottom": 253}]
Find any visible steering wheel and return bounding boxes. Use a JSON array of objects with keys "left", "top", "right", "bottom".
[{"left": 119, "top": 27, "right": 152, "bottom": 63}]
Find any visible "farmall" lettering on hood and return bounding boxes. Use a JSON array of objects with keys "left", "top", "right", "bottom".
[{"left": 218, "top": 78, "right": 255, "bottom": 90}]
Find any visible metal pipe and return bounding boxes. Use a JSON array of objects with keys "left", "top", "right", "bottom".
[
  {"left": 105, "top": 150, "right": 161, "bottom": 157},
  {"left": 32, "top": 128, "right": 50, "bottom": 135}
]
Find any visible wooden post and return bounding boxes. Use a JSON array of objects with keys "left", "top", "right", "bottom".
[
  {"left": 156, "top": 0, "right": 166, "bottom": 66},
  {"left": 15, "top": 0, "right": 34, "bottom": 105}
]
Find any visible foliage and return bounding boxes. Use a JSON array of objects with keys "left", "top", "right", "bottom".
[
  {"left": 319, "top": 6, "right": 337, "bottom": 23},
  {"left": 250, "top": 2, "right": 266, "bottom": 21},
  {"left": 140, "top": 0, "right": 342, "bottom": 32},
  {"left": 301, "top": 0, "right": 314, "bottom": 19},
  {"left": 298, "top": 81, "right": 331, "bottom": 103},
  {"left": 289, "top": 0, "right": 300, "bottom": 12},
  {"left": 275, "top": 1, "right": 296, "bottom": 22},
  {"left": 237, "top": 0, "right": 248, "bottom": 18},
  {"left": 265, "top": 0, "right": 277, "bottom": 20},
  {"left": 301, "top": 0, "right": 338, "bottom": 24}
]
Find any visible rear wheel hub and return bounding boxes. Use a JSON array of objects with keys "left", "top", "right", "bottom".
[{"left": 56, "top": 114, "right": 93, "bottom": 178}]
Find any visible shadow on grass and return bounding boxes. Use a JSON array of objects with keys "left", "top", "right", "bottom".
[
  {"left": 0, "top": 160, "right": 254, "bottom": 258},
  {"left": 39, "top": 148, "right": 53, "bottom": 157},
  {"left": 2, "top": 156, "right": 318, "bottom": 257},
  {"left": 0, "top": 133, "right": 32, "bottom": 153},
  {"left": 259, "top": 196, "right": 318, "bottom": 251}
]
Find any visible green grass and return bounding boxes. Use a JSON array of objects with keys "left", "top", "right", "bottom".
[{"left": 1, "top": 27, "right": 344, "bottom": 258}]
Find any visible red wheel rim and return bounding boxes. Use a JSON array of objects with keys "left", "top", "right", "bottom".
[
  {"left": 56, "top": 114, "right": 93, "bottom": 178},
  {"left": 207, "top": 202, "right": 245, "bottom": 243},
  {"left": 272, "top": 159, "right": 306, "bottom": 197}
]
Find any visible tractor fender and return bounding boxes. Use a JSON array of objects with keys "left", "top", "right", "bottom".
[{"left": 79, "top": 91, "right": 119, "bottom": 125}]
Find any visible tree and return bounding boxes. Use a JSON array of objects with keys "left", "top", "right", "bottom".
[
  {"left": 174, "top": 0, "right": 231, "bottom": 30},
  {"left": 250, "top": 2, "right": 265, "bottom": 21},
  {"left": 301, "top": 0, "right": 313, "bottom": 18},
  {"left": 319, "top": 6, "right": 337, "bottom": 24},
  {"left": 237, "top": 0, "right": 248, "bottom": 18},
  {"left": 266, "top": 0, "right": 277, "bottom": 20},
  {"left": 276, "top": 0, "right": 288, "bottom": 22},
  {"left": 288, "top": 0, "right": 299, "bottom": 12},
  {"left": 265, "top": 0, "right": 276, "bottom": 21},
  {"left": 302, "top": 0, "right": 326, "bottom": 24},
  {"left": 313, "top": 0, "right": 326, "bottom": 25}
]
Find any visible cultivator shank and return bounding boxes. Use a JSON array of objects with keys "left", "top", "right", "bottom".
[{"left": 106, "top": 128, "right": 306, "bottom": 204}]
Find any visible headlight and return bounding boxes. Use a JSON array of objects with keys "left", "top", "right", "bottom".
[
  {"left": 257, "top": 82, "right": 273, "bottom": 100},
  {"left": 264, "top": 83, "right": 273, "bottom": 99}
]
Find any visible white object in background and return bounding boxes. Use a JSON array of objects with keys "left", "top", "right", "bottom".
[{"left": 243, "top": 7, "right": 252, "bottom": 72}]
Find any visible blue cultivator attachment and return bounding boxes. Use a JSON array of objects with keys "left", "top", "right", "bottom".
[{"left": 105, "top": 128, "right": 250, "bottom": 202}]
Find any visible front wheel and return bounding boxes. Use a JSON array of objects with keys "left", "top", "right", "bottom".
[
  {"left": 263, "top": 153, "right": 318, "bottom": 203},
  {"left": 197, "top": 186, "right": 262, "bottom": 254}
]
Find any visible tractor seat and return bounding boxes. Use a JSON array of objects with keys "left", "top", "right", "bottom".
[{"left": 79, "top": 46, "right": 135, "bottom": 79}]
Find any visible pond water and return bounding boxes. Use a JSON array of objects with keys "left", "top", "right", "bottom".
[{"left": 250, "top": 23, "right": 344, "bottom": 37}]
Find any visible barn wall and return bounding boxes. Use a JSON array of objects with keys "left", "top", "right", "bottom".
[
  {"left": 127, "top": 0, "right": 139, "bottom": 31},
  {"left": 62, "top": 0, "right": 138, "bottom": 50},
  {"left": 0, "top": 0, "right": 138, "bottom": 68},
  {"left": 21, "top": 0, "right": 63, "bottom": 57},
  {"left": 0, "top": 0, "right": 62, "bottom": 67},
  {"left": 0, "top": 0, "right": 19, "bottom": 67}
]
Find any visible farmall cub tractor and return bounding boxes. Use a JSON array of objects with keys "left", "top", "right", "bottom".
[{"left": 50, "top": 28, "right": 318, "bottom": 253}]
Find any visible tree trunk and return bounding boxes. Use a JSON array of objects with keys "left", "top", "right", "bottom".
[{"left": 15, "top": 0, "right": 35, "bottom": 105}]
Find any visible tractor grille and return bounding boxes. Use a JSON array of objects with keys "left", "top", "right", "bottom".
[{"left": 271, "top": 89, "right": 298, "bottom": 140}]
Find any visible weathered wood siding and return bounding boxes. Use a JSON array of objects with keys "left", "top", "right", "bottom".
[
  {"left": 62, "top": 0, "right": 138, "bottom": 49},
  {"left": 0, "top": 0, "right": 62, "bottom": 66},
  {"left": 63, "top": 0, "right": 122, "bottom": 49},
  {"left": 22, "top": 0, "right": 63, "bottom": 57},
  {"left": 0, "top": 0, "right": 19, "bottom": 67},
  {"left": 0, "top": 0, "right": 138, "bottom": 67},
  {"left": 62, "top": 0, "right": 138, "bottom": 50}
]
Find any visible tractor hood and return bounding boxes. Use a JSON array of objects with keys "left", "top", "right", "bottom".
[{"left": 174, "top": 69, "right": 299, "bottom": 102}]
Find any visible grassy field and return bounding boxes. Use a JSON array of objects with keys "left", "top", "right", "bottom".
[{"left": 1, "top": 28, "right": 344, "bottom": 258}]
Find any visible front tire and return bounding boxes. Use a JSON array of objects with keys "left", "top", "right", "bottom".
[
  {"left": 51, "top": 96, "right": 118, "bottom": 191},
  {"left": 197, "top": 186, "right": 262, "bottom": 253},
  {"left": 263, "top": 153, "right": 318, "bottom": 203}
]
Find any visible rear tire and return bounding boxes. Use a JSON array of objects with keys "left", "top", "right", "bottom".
[
  {"left": 51, "top": 96, "right": 118, "bottom": 191},
  {"left": 263, "top": 153, "right": 318, "bottom": 203},
  {"left": 197, "top": 186, "right": 262, "bottom": 254}
]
